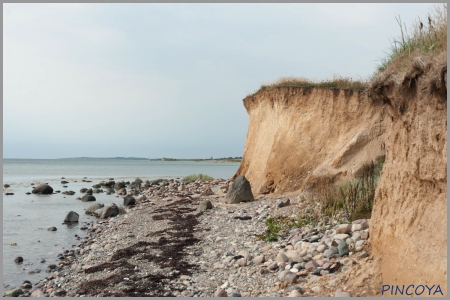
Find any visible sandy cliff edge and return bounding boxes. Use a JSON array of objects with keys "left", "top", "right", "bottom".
[{"left": 234, "top": 87, "right": 389, "bottom": 195}]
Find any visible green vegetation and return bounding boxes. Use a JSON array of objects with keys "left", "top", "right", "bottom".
[
  {"left": 257, "top": 156, "right": 385, "bottom": 242},
  {"left": 376, "top": 4, "right": 447, "bottom": 73},
  {"left": 318, "top": 155, "right": 385, "bottom": 222},
  {"left": 256, "top": 213, "right": 320, "bottom": 242},
  {"left": 182, "top": 173, "right": 214, "bottom": 183}
]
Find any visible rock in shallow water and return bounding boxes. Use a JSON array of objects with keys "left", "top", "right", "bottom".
[
  {"left": 64, "top": 211, "right": 79, "bottom": 223},
  {"left": 32, "top": 184, "right": 53, "bottom": 194},
  {"left": 3, "top": 288, "right": 23, "bottom": 297},
  {"left": 81, "top": 194, "right": 96, "bottom": 202}
]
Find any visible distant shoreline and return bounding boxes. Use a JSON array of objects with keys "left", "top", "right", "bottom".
[
  {"left": 150, "top": 157, "right": 242, "bottom": 163},
  {"left": 3, "top": 157, "right": 243, "bottom": 162},
  {"left": 3, "top": 157, "right": 242, "bottom": 162}
]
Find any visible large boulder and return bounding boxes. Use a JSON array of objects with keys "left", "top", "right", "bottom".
[
  {"left": 3, "top": 288, "right": 23, "bottom": 297},
  {"left": 224, "top": 175, "right": 254, "bottom": 204},
  {"left": 123, "top": 195, "right": 136, "bottom": 206},
  {"left": 63, "top": 211, "right": 79, "bottom": 223},
  {"left": 81, "top": 194, "right": 96, "bottom": 202},
  {"left": 198, "top": 200, "right": 213, "bottom": 212},
  {"left": 101, "top": 203, "right": 119, "bottom": 219},
  {"left": 85, "top": 203, "right": 105, "bottom": 214},
  {"left": 32, "top": 184, "right": 53, "bottom": 195}
]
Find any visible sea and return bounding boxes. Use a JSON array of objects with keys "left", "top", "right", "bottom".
[{"left": 2, "top": 158, "right": 240, "bottom": 290}]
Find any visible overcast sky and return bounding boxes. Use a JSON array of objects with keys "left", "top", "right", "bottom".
[{"left": 3, "top": 3, "right": 434, "bottom": 159}]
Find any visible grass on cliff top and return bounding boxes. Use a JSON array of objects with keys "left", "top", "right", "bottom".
[
  {"left": 182, "top": 173, "right": 214, "bottom": 183},
  {"left": 247, "top": 76, "right": 367, "bottom": 97},
  {"left": 375, "top": 4, "right": 447, "bottom": 74}
]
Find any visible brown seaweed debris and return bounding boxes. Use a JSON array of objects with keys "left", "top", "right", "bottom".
[{"left": 75, "top": 197, "right": 204, "bottom": 297}]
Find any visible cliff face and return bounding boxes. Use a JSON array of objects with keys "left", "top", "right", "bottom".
[
  {"left": 369, "top": 56, "right": 447, "bottom": 293},
  {"left": 235, "top": 87, "right": 389, "bottom": 194},
  {"left": 236, "top": 55, "right": 447, "bottom": 294}
]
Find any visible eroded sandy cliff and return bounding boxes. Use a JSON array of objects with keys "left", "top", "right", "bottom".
[
  {"left": 368, "top": 55, "right": 447, "bottom": 294},
  {"left": 235, "top": 87, "right": 389, "bottom": 194},
  {"left": 235, "top": 53, "right": 447, "bottom": 294}
]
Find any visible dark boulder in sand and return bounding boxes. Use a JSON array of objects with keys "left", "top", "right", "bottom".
[
  {"left": 123, "top": 195, "right": 136, "bottom": 206},
  {"left": 81, "top": 194, "right": 96, "bottom": 202},
  {"left": 80, "top": 188, "right": 88, "bottom": 193},
  {"left": 224, "top": 175, "right": 254, "bottom": 204},
  {"left": 32, "top": 184, "right": 53, "bottom": 195},
  {"left": 198, "top": 200, "right": 213, "bottom": 212},
  {"left": 101, "top": 203, "right": 119, "bottom": 219},
  {"left": 63, "top": 211, "right": 79, "bottom": 223}
]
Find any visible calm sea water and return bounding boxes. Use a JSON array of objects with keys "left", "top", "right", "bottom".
[{"left": 2, "top": 158, "right": 239, "bottom": 290}]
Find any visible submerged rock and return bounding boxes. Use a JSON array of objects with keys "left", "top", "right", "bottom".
[
  {"left": 64, "top": 211, "right": 79, "bottom": 223},
  {"left": 81, "top": 194, "right": 96, "bottom": 202},
  {"left": 3, "top": 288, "right": 23, "bottom": 297},
  {"left": 32, "top": 184, "right": 53, "bottom": 195}
]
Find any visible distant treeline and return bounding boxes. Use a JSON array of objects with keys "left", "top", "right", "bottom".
[
  {"left": 151, "top": 157, "right": 242, "bottom": 162},
  {"left": 60, "top": 157, "right": 150, "bottom": 160}
]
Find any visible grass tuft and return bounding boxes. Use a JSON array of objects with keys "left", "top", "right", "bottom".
[
  {"left": 256, "top": 156, "right": 386, "bottom": 242},
  {"left": 375, "top": 4, "right": 447, "bottom": 74},
  {"left": 317, "top": 155, "right": 385, "bottom": 222},
  {"left": 182, "top": 174, "right": 214, "bottom": 183}
]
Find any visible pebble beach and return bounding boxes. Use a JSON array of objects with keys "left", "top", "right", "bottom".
[{"left": 9, "top": 177, "right": 374, "bottom": 297}]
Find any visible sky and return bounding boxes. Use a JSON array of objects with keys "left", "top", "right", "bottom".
[{"left": 3, "top": 3, "right": 435, "bottom": 159}]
